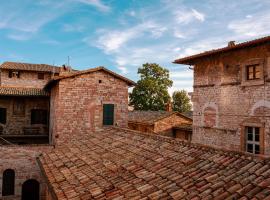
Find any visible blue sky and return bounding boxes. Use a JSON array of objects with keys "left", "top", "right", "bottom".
[{"left": 1, "top": 0, "right": 270, "bottom": 93}]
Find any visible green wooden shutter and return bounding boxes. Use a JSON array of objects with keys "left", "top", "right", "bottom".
[{"left": 103, "top": 104, "right": 114, "bottom": 125}]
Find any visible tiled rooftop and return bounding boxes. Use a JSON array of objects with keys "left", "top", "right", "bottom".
[
  {"left": 128, "top": 111, "right": 191, "bottom": 124},
  {"left": 1, "top": 61, "right": 61, "bottom": 73},
  {"left": 0, "top": 87, "right": 49, "bottom": 97},
  {"left": 39, "top": 127, "right": 270, "bottom": 200}
]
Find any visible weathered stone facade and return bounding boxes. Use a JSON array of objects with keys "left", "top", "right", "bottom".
[
  {"left": 0, "top": 69, "right": 52, "bottom": 89},
  {"left": 0, "top": 96, "right": 49, "bottom": 136},
  {"left": 128, "top": 111, "right": 192, "bottom": 139},
  {"left": 0, "top": 146, "right": 52, "bottom": 200},
  {"left": 49, "top": 70, "right": 130, "bottom": 144},
  {"left": 0, "top": 62, "right": 134, "bottom": 200},
  {"left": 175, "top": 37, "right": 270, "bottom": 155}
]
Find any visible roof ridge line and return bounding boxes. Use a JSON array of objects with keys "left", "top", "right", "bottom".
[{"left": 111, "top": 127, "right": 270, "bottom": 162}]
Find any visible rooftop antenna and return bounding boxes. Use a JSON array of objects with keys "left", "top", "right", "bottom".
[{"left": 67, "top": 56, "right": 70, "bottom": 67}]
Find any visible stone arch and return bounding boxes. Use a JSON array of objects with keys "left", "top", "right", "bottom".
[
  {"left": 202, "top": 102, "right": 219, "bottom": 127},
  {"left": 250, "top": 100, "right": 270, "bottom": 116},
  {"left": 2, "top": 169, "right": 15, "bottom": 196},
  {"left": 21, "top": 179, "right": 40, "bottom": 200}
]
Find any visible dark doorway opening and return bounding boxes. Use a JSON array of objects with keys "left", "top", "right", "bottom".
[
  {"left": 2, "top": 169, "right": 15, "bottom": 196},
  {"left": 21, "top": 179, "right": 40, "bottom": 200}
]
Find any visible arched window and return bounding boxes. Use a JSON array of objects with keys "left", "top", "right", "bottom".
[
  {"left": 2, "top": 169, "right": 15, "bottom": 196},
  {"left": 21, "top": 179, "right": 40, "bottom": 200}
]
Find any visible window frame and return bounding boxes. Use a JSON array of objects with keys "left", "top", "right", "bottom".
[
  {"left": 245, "top": 126, "right": 260, "bottom": 154},
  {"left": 0, "top": 107, "right": 7, "bottom": 124},
  {"left": 241, "top": 122, "right": 265, "bottom": 155},
  {"left": 8, "top": 70, "right": 20, "bottom": 78},
  {"left": 241, "top": 58, "right": 264, "bottom": 86},
  {"left": 246, "top": 64, "right": 261, "bottom": 80},
  {"left": 103, "top": 104, "right": 114, "bottom": 126}
]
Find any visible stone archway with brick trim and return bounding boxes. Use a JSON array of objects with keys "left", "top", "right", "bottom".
[
  {"left": 250, "top": 100, "right": 270, "bottom": 116},
  {"left": 201, "top": 102, "right": 219, "bottom": 127}
]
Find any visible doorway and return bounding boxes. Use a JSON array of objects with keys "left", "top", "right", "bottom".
[{"left": 21, "top": 179, "right": 39, "bottom": 200}]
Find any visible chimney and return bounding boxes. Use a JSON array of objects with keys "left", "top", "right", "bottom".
[
  {"left": 166, "top": 100, "right": 172, "bottom": 112},
  {"left": 228, "top": 41, "right": 236, "bottom": 47}
]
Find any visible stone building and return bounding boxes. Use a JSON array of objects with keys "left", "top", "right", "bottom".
[
  {"left": 128, "top": 111, "right": 192, "bottom": 141},
  {"left": 174, "top": 35, "right": 270, "bottom": 155},
  {"left": 0, "top": 62, "right": 134, "bottom": 200}
]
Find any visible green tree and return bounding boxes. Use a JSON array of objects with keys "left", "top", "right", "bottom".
[
  {"left": 129, "top": 63, "right": 173, "bottom": 111},
  {"left": 172, "top": 90, "right": 192, "bottom": 113}
]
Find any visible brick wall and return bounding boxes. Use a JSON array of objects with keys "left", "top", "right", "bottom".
[
  {"left": 154, "top": 114, "right": 192, "bottom": 136},
  {"left": 50, "top": 70, "right": 129, "bottom": 144},
  {"left": 128, "top": 122, "right": 154, "bottom": 133},
  {"left": 0, "top": 146, "right": 52, "bottom": 200},
  {"left": 192, "top": 43, "right": 270, "bottom": 154},
  {"left": 0, "top": 97, "right": 49, "bottom": 136},
  {"left": 1, "top": 70, "right": 52, "bottom": 88}
]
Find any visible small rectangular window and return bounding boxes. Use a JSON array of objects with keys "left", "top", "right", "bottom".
[
  {"left": 8, "top": 71, "right": 20, "bottom": 78},
  {"left": 0, "top": 108, "right": 7, "bottom": 124},
  {"left": 31, "top": 109, "right": 48, "bottom": 125},
  {"left": 245, "top": 126, "right": 260, "bottom": 154},
  {"left": 246, "top": 65, "right": 261, "bottom": 80},
  {"left": 103, "top": 104, "right": 114, "bottom": 125},
  {"left": 38, "top": 73, "right": 45, "bottom": 80}
]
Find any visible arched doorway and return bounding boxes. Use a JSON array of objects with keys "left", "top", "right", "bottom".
[
  {"left": 21, "top": 179, "right": 39, "bottom": 200},
  {"left": 2, "top": 169, "right": 15, "bottom": 196}
]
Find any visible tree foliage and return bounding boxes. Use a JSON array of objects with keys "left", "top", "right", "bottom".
[
  {"left": 172, "top": 90, "right": 192, "bottom": 113},
  {"left": 129, "top": 63, "right": 173, "bottom": 111}
]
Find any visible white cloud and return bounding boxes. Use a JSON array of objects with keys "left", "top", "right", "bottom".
[
  {"left": 117, "top": 66, "right": 128, "bottom": 74},
  {"left": 175, "top": 8, "right": 205, "bottom": 24},
  {"left": 92, "top": 21, "right": 167, "bottom": 53},
  {"left": 75, "top": 0, "right": 110, "bottom": 12},
  {"left": 173, "top": 29, "right": 185, "bottom": 38},
  {"left": 7, "top": 33, "right": 31, "bottom": 41},
  {"left": 228, "top": 12, "right": 270, "bottom": 37}
]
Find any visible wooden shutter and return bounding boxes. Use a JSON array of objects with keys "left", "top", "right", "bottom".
[{"left": 103, "top": 104, "right": 114, "bottom": 125}]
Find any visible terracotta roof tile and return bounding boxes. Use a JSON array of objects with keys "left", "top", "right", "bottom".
[
  {"left": 1, "top": 61, "right": 61, "bottom": 73},
  {"left": 0, "top": 87, "right": 49, "bottom": 96},
  {"left": 38, "top": 128, "right": 270, "bottom": 199},
  {"left": 45, "top": 66, "right": 135, "bottom": 89},
  {"left": 128, "top": 111, "right": 192, "bottom": 124}
]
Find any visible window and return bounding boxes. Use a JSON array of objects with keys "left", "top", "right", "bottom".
[
  {"left": 103, "top": 104, "right": 114, "bottom": 125},
  {"left": 37, "top": 73, "right": 44, "bottom": 80},
  {"left": 8, "top": 71, "right": 20, "bottom": 78},
  {"left": 31, "top": 109, "right": 48, "bottom": 125},
  {"left": 0, "top": 108, "right": 6, "bottom": 124},
  {"left": 13, "top": 100, "right": 25, "bottom": 115},
  {"left": 2, "top": 169, "right": 15, "bottom": 196},
  {"left": 246, "top": 126, "right": 260, "bottom": 154},
  {"left": 247, "top": 64, "right": 261, "bottom": 80}
]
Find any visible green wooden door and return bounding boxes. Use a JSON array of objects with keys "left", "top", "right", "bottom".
[{"left": 103, "top": 104, "right": 114, "bottom": 125}]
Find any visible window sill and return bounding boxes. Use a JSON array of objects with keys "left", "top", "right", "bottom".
[{"left": 241, "top": 79, "right": 264, "bottom": 87}]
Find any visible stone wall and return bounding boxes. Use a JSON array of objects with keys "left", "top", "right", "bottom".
[
  {"left": 128, "top": 122, "right": 154, "bottom": 133},
  {"left": 0, "top": 146, "right": 52, "bottom": 200},
  {"left": 0, "top": 96, "right": 49, "bottom": 136},
  {"left": 154, "top": 114, "right": 192, "bottom": 136},
  {"left": 50, "top": 70, "right": 129, "bottom": 144},
  {"left": 0, "top": 70, "right": 52, "bottom": 88},
  {"left": 192, "top": 42, "right": 270, "bottom": 154}
]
